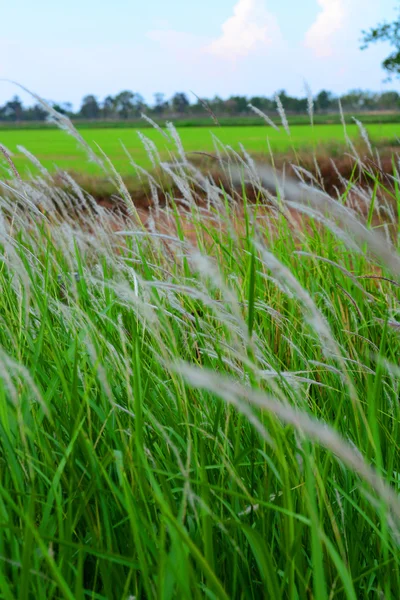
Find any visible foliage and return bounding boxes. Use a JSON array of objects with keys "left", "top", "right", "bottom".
[
  {"left": 2, "top": 87, "right": 400, "bottom": 123},
  {"left": 171, "top": 92, "right": 190, "bottom": 114},
  {"left": 361, "top": 8, "right": 400, "bottom": 78},
  {"left": 80, "top": 95, "right": 101, "bottom": 119}
]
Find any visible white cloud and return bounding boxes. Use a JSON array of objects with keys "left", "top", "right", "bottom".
[
  {"left": 205, "top": 0, "right": 282, "bottom": 61},
  {"left": 304, "top": 0, "right": 346, "bottom": 58}
]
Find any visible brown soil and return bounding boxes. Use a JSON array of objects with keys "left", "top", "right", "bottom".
[
  {"left": 4, "top": 148, "right": 398, "bottom": 245},
  {"left": 54, "top": 149, "right": 395, "bottom": 205}
]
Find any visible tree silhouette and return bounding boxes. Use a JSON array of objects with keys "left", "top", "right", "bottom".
[{"left": 361, "top": 8, "right": 400, "bottom": 78}]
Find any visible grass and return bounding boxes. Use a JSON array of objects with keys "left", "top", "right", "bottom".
[
  {"left": 0, "top": 119, "right": 400, "bottom": 598},
  {"left": 1, "top": 122, "right": 400, "bottom": 177}
]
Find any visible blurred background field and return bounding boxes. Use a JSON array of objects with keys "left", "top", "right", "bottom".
[{"left": 1, "top": 121, "right": 400, "bottom": 177}]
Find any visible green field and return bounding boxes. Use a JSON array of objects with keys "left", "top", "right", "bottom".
[{"left": 1, "top": 122, "right": 400, "bottom": 177}]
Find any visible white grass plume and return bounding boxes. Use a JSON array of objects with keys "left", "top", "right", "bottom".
[
  {"left": 232, "top": 162, "right": 400, "bottom": 279},
  {"left": 140, "top": 113, "right": 169, "bottom": 139},
  {"left": 137, "top": 131, "right": 161, "bottom": 170},
  {"left": 16, "top": 146, "right": 50, "bottom": 179},
  {"left": 352, "top": 118, "right": 373, "bottom": 156},
  {"left": 304, "top": 81, "right": 314, "bottom": 127},
  {"left": 248, "top": 104, "right": 279, "bottom": 131},
  {"left": 177, "top": 364, "right": 400, "bottom": 524},
  {"left": 275, "top": 94, "right": 290, "bottom": 136},
  {"left": 166, "top": 122, "right": 186, "bottom": 163}
]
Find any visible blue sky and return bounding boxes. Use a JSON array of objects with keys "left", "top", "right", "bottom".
[{"left": 1, "top": 0, "right": 398, "bottom": 108}]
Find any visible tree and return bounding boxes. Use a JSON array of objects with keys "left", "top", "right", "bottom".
[
  {"left": 80, "top": 95, "right": 100, "bottom": 119},
  {"left": 153, "top": 93, "right": 167, "bottom": 115},
  {"left": 229, "top": 96, "right": 249, "bottom": 114},
  {"left": 131, "top": 93, "right": 146, "bottom": 116},
  {"left": 208, "top": 96, "right": 226, "bottom": 114},
  {"left": 361, "top": 9, "right": 400, "bottom": 78},
  {"left": 275, "top": 90, "right": 307, "bottom": 113},
  {"left": 315, "top": 90, "right": 334, "bottom": 112},
  {"left": 24, "top": 104, "right": 48, "bottom": 121},
  {"left": 113, "top": 91, "right": 145, "bottom": 119},
  {"left": 114, "top": 91, "right": 134, "bottom": 118},
  {"left": 224, "top": 98, "right": 239, "bottom": 115},
  {"left": 102, "top": 95, "right": 116, "bottom": 118},
  {"left": 379, "top": 90, "right": 400, "bottom": 109},
  {"left": 52, "top": 102, "right": 73, "bottom": 115},
  {"left": 171, "top": 92, "right": 190, "bottom": 114},
  {"left": 2, "top": 96, "right": 23, "bottom": 121},
  {"left": 249, "top": 96, "right": 275, "bottom": 112},
  {"left": 339, "top": 90, "right": 378, "bottom": 112}
]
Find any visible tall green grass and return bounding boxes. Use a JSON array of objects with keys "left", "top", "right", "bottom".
[{"left": 0, "top": 118, "right": 400, "bottom": 599}]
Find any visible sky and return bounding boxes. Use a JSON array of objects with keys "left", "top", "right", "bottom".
[{"left": 0, "top": 0, "right": 398, "bottom": 108}]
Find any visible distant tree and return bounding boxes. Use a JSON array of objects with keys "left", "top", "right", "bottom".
[
  {"left": 378, "top": 90, "right": 400, "bottom": 110},
  {"left": 293, "top": 97, "right": 308, "bottom": 113},
  {"left": 224, "top": 96, "right": 253, "bottom": 115},
  {"left": 208, "top": 96, "right": 226, "bottom": 114},
  {"left": 274, "top": 90, "right": 307, "bottom": 113},
  {"left": 229, "top": 96, "right": 249, "bottom": 114},
  {"left": 224, "top": 98, "right": 239, "bottom": 115},
  {"left": 187, "top": 93, "right": 216, "bottom": 117},
  {"left": 114, "top": 91, "right": 134, "bottom": 118},
  {"left": 80, "top": 95, "right": 100, "bottom": 119},
  {"left": 2, "top": 96, "right": 24, "bottom": 121},
  {"left": 339, "top": 91, "right": 361, "bottom": 111},
  {"left": 189, "top": 99, "right": 205, "bottom": 115},
  {"left": 102, "top": 95, "right": 116, "bottom": 118},
  {"left": 132, "top": 93, "right": 146, "bottom": 116},
  {"left": 2, "top": 88, "right": 400, "bottom": 123},
  {"left": 153, "top": 93, "right": 168, "bottom": 115},
  {"left": 315, "top": 90, "right": 335, "bottom": 112},
  {"left": 361, "top": 8, "right": 400, "bottom": 78},
  {"left": 24, "top": 104, "right": 48, "bottom": 121},
  {"left": 52, "top": 102, "right": 72, "bottom": 115},
  {"left": 249, "top": 96, "right": 275, "bottom": 112},
  {"left": 113, "top": 91, "right": 145, "bottom": 119},
  {"left": 358, "top": 91, "right": 380, "bottom": 111},
  {"left": 171, "top": 92, "right": 190, "bottom": 114},
  {"left": 248, "top": 96, "right": 263, "bottom": 109},
  {"left": 339, "top": 90, "right": 376, "bottom": 112}
]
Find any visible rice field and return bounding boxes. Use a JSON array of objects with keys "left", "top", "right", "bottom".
[
  {"left": 1, "top": 121, "right": 400, "bottom": 598},
  {"left": 1, "top": 121, "right": 400, "bottom": 177}
]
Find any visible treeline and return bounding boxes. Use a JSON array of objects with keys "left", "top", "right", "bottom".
[{"left": 1, "top": 89, "right": 400, "bottom": 122}]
